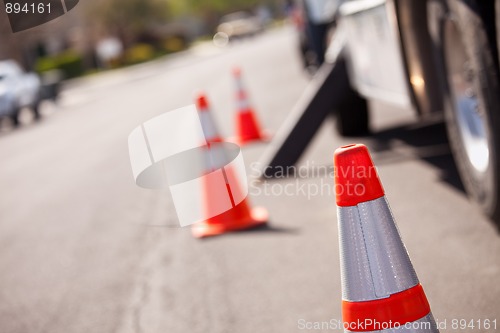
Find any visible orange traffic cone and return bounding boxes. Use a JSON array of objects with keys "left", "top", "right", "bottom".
[
  {"left": 196, "top": 93, "right": 223, "bottom": 144},
  {"left": 231, "top": 67, "right": 269, "bottom": 145},
  {"left": 191, "top": 93, "right": 268, "bottom": 238},
  {"left": 193, "top": 187, "right": 268, "bottom": 238},
  {"left": 334, "top": 144, "right": 439, "bottom": 332}
]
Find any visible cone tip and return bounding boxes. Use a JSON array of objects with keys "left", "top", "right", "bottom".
[
  {"left": 195, "top": 93, "right": 209, "bottom": 110},
  {"left": 334, "top": 144, "right": 384, "bottom": 206},
  {"left": 233, "top": 66, "right": 241, "bottom": 76}
]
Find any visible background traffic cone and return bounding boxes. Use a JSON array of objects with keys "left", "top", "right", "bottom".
[
  {"left": 191, "top": 93, "right": 268, "bottom": 238},
  {"left": 231, "top": 67, "right": 269, "bottom": 145},
  {"left": 334, "top": 144, "right": 439, "bottom": 332}
]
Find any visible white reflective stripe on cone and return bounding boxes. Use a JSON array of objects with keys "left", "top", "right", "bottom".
[
  {"left": 235, "top": 77, "right": 244, "bottom": 91},
  {"left": 338, "top": 196, "right": 419, "bottom": 302},
  {"left": 345, "top": 313, "right": 439, "bottom": 333},
  {"left": 198, "top": 107, "right": 220, "bottom": 141},
  {"left": 203, "top": 144, "right": 230, "bottom": 171},
  {"left": 237, "top": 99, "right": 250, "bottom": 111},
  {"left": 236, "top": 90, "right": 250, "bottom": 111}
]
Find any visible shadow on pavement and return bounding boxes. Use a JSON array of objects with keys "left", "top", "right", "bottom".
[
  {"left": 261, "top": 120, "right": 464, "bottom": 195},
  {"left": 369, "top": 120, "right": 465, "bottom": 194},
  {"left": 198, "top": 224, "right": 300, "bottom": 240},
  {"left": 239, "top": 223, "right": 299, "bottom": 235}
]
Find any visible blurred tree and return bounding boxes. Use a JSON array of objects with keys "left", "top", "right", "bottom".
[
  {"left": 167, "top": 0, "right": 265, "bottom": 31},
  {"left": 86, "top": 0, "right": 170, "bottom": 46},
  {"left": 169, "top": 0, "right": 262, "bottom": 14}
]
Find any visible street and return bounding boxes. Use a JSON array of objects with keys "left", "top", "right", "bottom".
[{"left": 0, "top": 26, "right": 499, "bottom": 333}]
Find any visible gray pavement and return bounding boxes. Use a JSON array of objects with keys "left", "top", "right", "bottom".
[{"left": 0, "top": 26, "right": 499, "bottom": 333}]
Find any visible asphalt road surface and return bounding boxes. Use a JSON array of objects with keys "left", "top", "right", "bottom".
[{"left": 0, "top": 26, "right": 499, "bottom": 333}]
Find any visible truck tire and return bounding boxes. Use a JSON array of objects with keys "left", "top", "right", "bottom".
[
  {"left": 429, "top": 0, "right": 500, "bottom": 223},
  {"left": 32, "top": 101, "right": 41, "bottom": 120},
  {"left": 10, "top": 108, "right": 20, "bottom": 127},
  {"left": 335, "top": 90, "right": 369, "bottom": 137}
]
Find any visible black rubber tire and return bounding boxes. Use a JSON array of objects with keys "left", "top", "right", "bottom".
[
  {"left": 335, "top": 90, "right": 369, "bottom": 137},
  {"left": 429, "top": 0, "right": 500, "bottom": 224},
  {"left": 10, "top": 108, "right": 20, "bottom": 127},
  {"left": 33, "top": 101, "right": 41, "bottom": 120}
]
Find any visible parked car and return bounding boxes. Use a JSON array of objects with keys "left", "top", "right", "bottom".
[
  {"left": 0, "top": 60, "right": 41, "bottom": 126},
  {"left": 217, "top": 11, "right": 263, "bottom": 40},
  {"left": 39, "top": 69, "right": 62, "bottom": 102},
  {"left": 334, "top": 0, "right": 500, "bottom": 223}
]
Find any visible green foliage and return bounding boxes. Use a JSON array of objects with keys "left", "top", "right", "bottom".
[
  {"left": 35, "top": 52, "right": 84, "bottom": 79},
  {"left": 168, "top": 0, "right": 264, "bottom": 16},
  {"left": 87, "top": 0, "right": 170, "bottom": 32},
  {"left": 166, "top": 0, "right": 271, "bottom": 32},
  {"left": 124, "top": 44, "right": 156, "bottom": 65}
]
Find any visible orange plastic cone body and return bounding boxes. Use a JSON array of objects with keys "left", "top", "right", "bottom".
[
  {"left": 236, "top": 109, "right": 266, "bottom": 143},
  {"left": 232, "top": 67, "right": 269, "bottom": 145},
  {"left": 192, "top": 93, "right": 268, "bottom": 238},
  {"left": 192, "top": 165, "right": 268, "bottom": 238}
]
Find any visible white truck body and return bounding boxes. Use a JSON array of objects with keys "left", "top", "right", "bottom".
[{"left": 339, "top": 0, "right": 411, "bottom": 108}]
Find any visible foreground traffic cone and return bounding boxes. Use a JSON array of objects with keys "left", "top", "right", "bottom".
[
  {"left": 231, "top": 67, "right": 269, "bottom": 145},
  {"left": 334, "top": 144, "right": 439, "bottom": 332},
  {"left": 196, "top": 93, "right": 223, "bottom": 144},
  {"left": 191, "top": 93, "right": 268, "bottom": 238}
]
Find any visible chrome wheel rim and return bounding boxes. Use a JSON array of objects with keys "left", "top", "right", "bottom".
[{"left": 444, "top": 19, "right": 489, "bottom": 175}]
